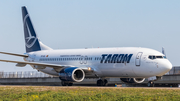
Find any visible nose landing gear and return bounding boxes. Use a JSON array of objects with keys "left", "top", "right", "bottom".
[
  {"left": 147, "top": 76, "right": 162, "bottom": 87},
  {"left": 147, "top": 81, "right": 155, "bottom": 87}
]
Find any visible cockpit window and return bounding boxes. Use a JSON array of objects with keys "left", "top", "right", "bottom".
[
  {"left": 148, "top": 55, "right": 156, "bottom": 59},
  {"left": 153, "top": 56, "right": 156, "bottom": 59},
  {"left": 156, "top": 56, "right": 163, "bottom": 59},
  {"left": 148, "top": 55, "right": 165, "bottom": 60},
  {"left": 148, "top": 56, "right": 153, "bottom": 59},
  {"left": 163, "top": 56, "right": 167, "bottom": 59}
]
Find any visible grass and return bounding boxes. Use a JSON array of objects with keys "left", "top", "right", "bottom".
[{"left": 0, "top": 86, "right": 179, "bottom": 101}]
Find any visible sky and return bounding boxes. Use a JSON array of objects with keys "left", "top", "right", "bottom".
[{"left": 0, "top": 0, "right": 179, "bottom": 72}]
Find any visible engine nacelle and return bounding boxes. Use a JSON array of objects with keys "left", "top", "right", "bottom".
[
  {"left": 120, "top": 78, "right": 145, "bottom": 83},
  {"left": 59, "top": 67, "right": 85, "bottom": 82}
]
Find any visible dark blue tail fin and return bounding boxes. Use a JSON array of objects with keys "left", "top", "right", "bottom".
[{"left": 22, "top": 6, "right": 52, "bottom": 53}]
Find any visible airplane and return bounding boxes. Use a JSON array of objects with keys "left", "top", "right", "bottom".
[{"left": 0, "top": 6, "right": 172, "bottom": 87}]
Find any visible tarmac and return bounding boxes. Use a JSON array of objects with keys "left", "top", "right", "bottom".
[
  {"left": 0, "top": 85, "right": 179, "bottom": 89},
  {"left": 0, "top": 74, "right": 180, "bottom": 87}
]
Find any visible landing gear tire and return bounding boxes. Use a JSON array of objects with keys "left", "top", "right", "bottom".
[
  {"left": 97, "top": 79, "right": 108, "bottom": 86},
  {"left": 61, "top": 81, "right": 73, "bottom": 86},
  {"left": 147, "top": 81, "right": 154, "bottom": 87},
  {"left": 103, "top": 79, "right": 108, "bottom": 86},
  {"left": 68, "top": 83, "right": 73, "bottom": 86},
  {"left": 97, "top": 79, "right": 103, "bottom": 86},
  {"left": 61, "top": 81, "right": 67, "bottom": 86}
]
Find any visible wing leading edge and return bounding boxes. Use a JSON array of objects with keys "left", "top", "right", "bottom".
[
  {"left": 0, "top": 51, "right": 28, "bottom": 57},
  {"left": 0, "top": 59, "right": 69, "bottom": 68},
  {"left": 0, "top": 59, "right": 94, "bottom": 73}
]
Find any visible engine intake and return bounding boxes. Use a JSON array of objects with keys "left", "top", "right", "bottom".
[
  {"left": 120, "top": 78, "right": 145, "bottom": 83},
  {"left": 59, "top": 67, "right": 85, "bottom": 82}
]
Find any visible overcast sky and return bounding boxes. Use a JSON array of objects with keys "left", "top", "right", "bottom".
[{"left": 0, "top": 0, "right": 179, "bottom": 72}]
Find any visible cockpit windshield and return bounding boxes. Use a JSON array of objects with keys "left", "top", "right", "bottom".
[
  {"left": 156, "top": 56, "right": 163, "bottom": 59},
  {"left": 148, "top": 56, "right": 156, "bottom": 59},
  {"left": 148, "top": 55, "right": 166, "bottom": 60}
]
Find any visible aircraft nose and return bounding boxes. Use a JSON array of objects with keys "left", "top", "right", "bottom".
[
  {"left": 156, "top": 60, "right": 172, "bottom": 76},
  {"left": 165, "top": 61, "right": 172, "bottom": 71},
  {"left": 162, "top": 60, "right": 172, "bottom": 73}
]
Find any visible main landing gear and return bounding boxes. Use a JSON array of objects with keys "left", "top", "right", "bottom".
[
  {"left": 61, "top": 81, "right": 73, "bottom": 86},
  {"left": 97, "top": 79, "right": 108, "bottom": 86}
]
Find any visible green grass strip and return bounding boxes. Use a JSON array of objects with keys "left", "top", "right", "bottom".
[{"left": 0, "top": 86, "right": 179, "bottom": 101}]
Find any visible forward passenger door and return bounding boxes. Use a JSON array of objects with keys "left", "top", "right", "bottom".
[{"left": 135, "top": 52, "right": 143, "bottom": 66}]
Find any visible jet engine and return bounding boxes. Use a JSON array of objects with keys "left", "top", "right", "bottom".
[
  {"left": 120, "top": 78, "right": 145, "bottom": 83},
  {"left": 59, "top": 67, "right": 85, "bottom": 82}
]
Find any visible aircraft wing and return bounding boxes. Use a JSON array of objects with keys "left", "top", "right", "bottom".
[
  {"left": 0, "top": 51, "right": 28, "bottom": 57},
  {"left": 0, "top": 59, "right": 70, "bottom": 68},
  {"left": 0, "top": 59, "right": 94, "bottom": 73}
]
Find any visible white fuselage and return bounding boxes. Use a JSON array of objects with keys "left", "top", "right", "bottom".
[{"left": 25, "top": 47, "right": 172, "bottom": 78}]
